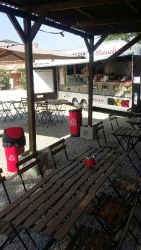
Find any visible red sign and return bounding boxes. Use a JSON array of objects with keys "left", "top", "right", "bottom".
[
  {"left": 95, "top": 47, "right": 116, "bottom": 56},
  {"left": 93, "top": 98, "right": 104, "bottom": 103}
]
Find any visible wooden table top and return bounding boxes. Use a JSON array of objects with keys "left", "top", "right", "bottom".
[
  {"left": 112, "top": 126, "right": 141, "bottom": 138},
  {"left": 0, "top": 147, "right": 127, "bottom": 241}
]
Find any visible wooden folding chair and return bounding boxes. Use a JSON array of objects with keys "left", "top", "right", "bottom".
[
  {"left": 110, "top": 173, "right": 141, "bottom": 201},
  {"left": 49, "top": 139, "right": 69, "bottom": 169},
  {"left": 89, "top": 191, "right": 141, "bottom": 248},
  {"left": 109, "top": 115, "right": 119, "bottom": 130},
  {"left": 19, "top": 98, "right": 28, "bottom": 117},
  {"left": 16, "top": 152, "right": 43, "bottom": 192},
  {"left": 93, "top": 121, "right": 120, "bottom": 150},
  {"left": 65, "top": 225, "right": 116, "bottom": 250},
  {"left": 0, "top": 168, "right": 36, "bottom": 250},
  {"left": 65, "top": 191, "right": 140, "bottom": 250},
  {"left": 0, "top": 101, "right": 13, "bottom": 122},
  {"left": 49, "top": 138, "right": 93, "bottom": 168}
]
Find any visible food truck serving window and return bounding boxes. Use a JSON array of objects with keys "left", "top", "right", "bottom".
[{"left": 66, "top": 63, "right": 88, "bottom": 87}]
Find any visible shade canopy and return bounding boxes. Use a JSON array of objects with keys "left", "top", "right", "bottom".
[
  {"left": 0, "top": 1, "right": 141, "bottom": 37},
  {"left": 0, "top": 43, "right": 85, "bottom": 62}
]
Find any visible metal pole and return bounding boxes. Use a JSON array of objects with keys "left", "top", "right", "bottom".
[
  {"left": 24, "top": 18, "right": 36, "bottom": 154},
  {"left": 88, "top": 37, "right": 94, "bottom": 126}
]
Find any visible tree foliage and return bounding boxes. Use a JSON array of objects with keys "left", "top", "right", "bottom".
[
  {"left": 17, "top": 68, "right": 27, "bottom": 89},
  {"left": 0, "top": 69, "right": 10, "bottom": 87},
  {"left": 106, "top": 33, "right": 140, "bottom": 42}
]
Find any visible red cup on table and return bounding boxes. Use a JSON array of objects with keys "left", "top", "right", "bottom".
[{"left": 85, "top": 156, "right": 95, "bottom": 168}]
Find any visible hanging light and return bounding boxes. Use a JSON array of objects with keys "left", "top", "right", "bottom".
[
  {"left": 60, "top": 32, "right": 65, "bottom": 37},
  {"left": 76, "top": 18, "right": 80, "bottom": 25}
]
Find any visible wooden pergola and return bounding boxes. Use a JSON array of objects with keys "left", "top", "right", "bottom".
[{"left": 0, "top": 0, "right": 141, "bottom": 153}]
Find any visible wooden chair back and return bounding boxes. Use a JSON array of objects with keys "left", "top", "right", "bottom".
[
  {"left": 49, "top": 139, "right": 69, "bottom": 168},
  {"left": 16, "top": 152, "right": 43, "bottom": 191},
  {"left": 93, "top": 121, "right": 107, "bottom": 147},
  {"left": 0, "top": 168, "right": 11, "bottom": 204},
  {"left": 109, "top": 114, "right": 119, "bottom": 130},
  {"left": 21, "top": 98, "right": 28, "bottom": 108}
]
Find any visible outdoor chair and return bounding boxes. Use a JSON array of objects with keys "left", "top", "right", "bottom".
[
  {"left": 15, "top": 98, "right": 27, "bottom": 118},
  {"left": 88, "top": 190, "right": 141, "bottom": 248},
  {"left": 65, "top": 226, "right": 116, "bottom": 250},
  {"left": 49, "top": 138, "right": 92, "bottom": 169},
  {"left": 109, "top": 173, "right": 141, "bottom": 202},
  {"left": 65, "top": 191, "right": 140, "bottom": 250},
  {"left": 93, "top": 121, "right": 120, "bottom": 150},
  {"left": 55, "top": 100, "right": 68, "bottom": 123},
  {"left": 37, "top": 110, "right": 55, "bottom": 125},
  {"left": 20, "top": 98, "right": 28, "bottom": 117},
  {"left": 16, "top": 152, "right": 43, "bottom": 192},
  {"left": 49, "top": 139, "right": 70, "bottom": 169},
  {"left": 109, "top": 115, "right": 119, "bottom": 130},
  {"left": 0, "top": 101, "right": 13, "bottom": 122},
  {"left": 0, "top": 168, "right": 36, "bottom": 249}
]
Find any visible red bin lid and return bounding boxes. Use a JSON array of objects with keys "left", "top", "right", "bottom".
[{"left": 5, "top": 127, "right": 24, "bottom": 139}]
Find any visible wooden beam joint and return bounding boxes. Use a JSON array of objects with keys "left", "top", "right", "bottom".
[{"left": 7, "top": 14, "right": 27, "bottom": 43}]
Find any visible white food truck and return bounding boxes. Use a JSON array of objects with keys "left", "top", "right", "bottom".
[{"left": 33, "top": 40, "right": 141, "bottom": 111}]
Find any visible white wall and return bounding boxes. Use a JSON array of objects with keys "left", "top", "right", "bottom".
[{"left": 0, "top": 89, "right": 26, "bottom": 101}]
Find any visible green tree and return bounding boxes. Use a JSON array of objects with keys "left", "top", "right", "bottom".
[
  {"left": 105, "top": 33, "right": 140, "bottom": 42},
  {"left": 17, "top": 68, "right": 27, "bottom": 89},
  {"left": 0, "top": 69, "right": 10, "bottom": 88}
]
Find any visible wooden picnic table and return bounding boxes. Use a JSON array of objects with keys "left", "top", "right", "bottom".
[
  {"left": 127, "top": 117, "right": 141, "bottom": 129},
  {"left": 0, "top": 147, "right": 127, "bottom": 244}
]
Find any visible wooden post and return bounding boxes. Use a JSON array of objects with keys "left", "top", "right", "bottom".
[
  {"left": 88, "top": 37, "right": 94, "bottom": 126},
  {"left": 24, "top": 19, "right": 36, "bottom": 154}
]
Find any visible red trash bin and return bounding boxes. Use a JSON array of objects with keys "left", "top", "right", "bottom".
[
  {"left": 3, "top": 127, "right": 26, "bottom": 172},
  {"left": 69, "top": 109, "right": 82, "bottom": 137}
]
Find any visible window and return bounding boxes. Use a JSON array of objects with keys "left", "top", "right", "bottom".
[
  {"left": 67, "top": 65, "right": 74, "bottom": 75},
  {"left": 66, "top": 63, "right": 88, "bottom": 86},
  {"left": 76, "top": 64, "right": 87, "bottom": 74},
  {"left": 102, "top": 85, "right": 108, "bottom": 90}
]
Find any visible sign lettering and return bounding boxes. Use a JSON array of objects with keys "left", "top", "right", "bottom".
[{"left": 93, "top": 98, "right": 104, "bottom": 103}]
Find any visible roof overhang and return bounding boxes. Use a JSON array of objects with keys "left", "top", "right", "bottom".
[{"left": 0, "top": 0, "right": 141, "bottom": 37}]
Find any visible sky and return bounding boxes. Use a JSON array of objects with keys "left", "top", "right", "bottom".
[{"left": 0, "top": 13, "right": 86, "bottom": 50}]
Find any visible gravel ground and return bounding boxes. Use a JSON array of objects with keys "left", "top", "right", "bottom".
[{"left": 0, "top": 101, "right": 141, "bottom": 250}]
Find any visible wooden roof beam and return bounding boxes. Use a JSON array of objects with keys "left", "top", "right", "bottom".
[
  {"left": 31, "top": 13, "right": 47, "bottom": 41},
  {"left": 75, "top": 8, "right": 115, "bottom": 29},
  {"left": 22, "top": 0, "right": 135, "bottom": 12},
  {"left": 127, "top": 1, "right": 139, "bottom": 12},
  {"left": 85, "top": 34, "right": 108, "bottom": 52},
  {"left": 7, "top": 14, "right": 27, "bottom": 43},
  {"left": 73, "top": 16, "right": 141, "bottom": 27},
  {"left": 93, "top": 35, "right": 108, "bottom": 51}
]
